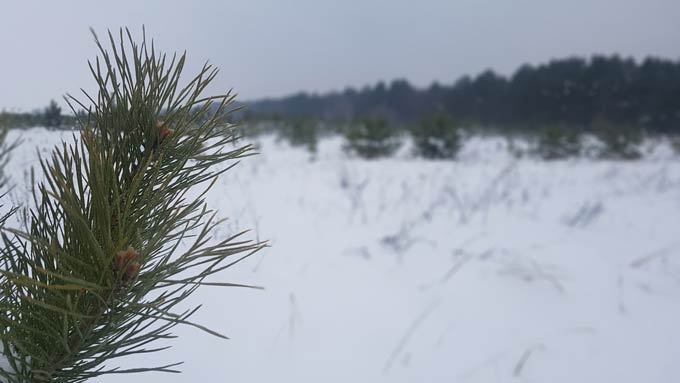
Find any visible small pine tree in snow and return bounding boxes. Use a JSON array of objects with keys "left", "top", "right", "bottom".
[
  {"left": 410, "top": 114, "right": 462, "bottom": 159},
  {"left": 43, "top": 99, "right": 63, "bottom": 129},
  {"left": 670, "top": 135, "right": 680, "bottom": 155},
  {"left": 344, "top": 115, "right": 401, "bottom": 159},
  {"left": 593, "top": 119, "right": 643, "bottom": 160},
  {"left": 281, "top": 118, "right": 318, "bottom": 154},
  {"left": 535, "top": 124, "right": 582, "bottom": 160}
]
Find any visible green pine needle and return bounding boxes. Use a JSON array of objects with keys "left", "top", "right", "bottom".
[{"left": 0, "top": 27, "right": 264, "bottom": 383}]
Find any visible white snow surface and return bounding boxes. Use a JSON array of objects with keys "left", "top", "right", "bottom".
[{"left": 4, "top": 128, "right": 680, "bottom": 383}]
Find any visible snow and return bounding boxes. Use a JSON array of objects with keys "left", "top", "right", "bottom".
[{"left": 3, "top": 128, "right": 680, "bottom": 382}]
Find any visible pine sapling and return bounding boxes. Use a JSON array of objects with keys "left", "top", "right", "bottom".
[{"left": 0, "top": 28, "right": 265, "bottom": 383}]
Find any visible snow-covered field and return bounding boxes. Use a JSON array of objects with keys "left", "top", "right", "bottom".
[{"left": 5, "top": 128, "right": 680, "bottom": 382}]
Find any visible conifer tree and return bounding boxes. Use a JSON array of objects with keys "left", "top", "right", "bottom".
[
  {"left": 593, "top": 119, "right": 643, "bottom": 160},
  {"left": 410, "top": 114, "right": 462, "bottom": 159},
  {"left": 0, "top": 28, "right": 264, "bottom": 383},
  {"left": 0, "top": 121, "right": 19, "bottom": 226},
  {"left": 282, "top": 118, "right": 318, "bottom": 155},
  {"left": 671, "top": 135, "right": 680, "bottom": 155},
  {"left": 344, "top": 115, "right": 401, "bottom": 159},
  {"left": 534, "top": 124, "right": 582, "bottom": 160},
  {"left": 43, "top": 101, "right": 63, "bottom": 130}
]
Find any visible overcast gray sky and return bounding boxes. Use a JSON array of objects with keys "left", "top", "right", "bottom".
[{"left": 1, "top": 0, "right": 679, "bottom": 111}]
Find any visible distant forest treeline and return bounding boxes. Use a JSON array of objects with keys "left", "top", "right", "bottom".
[
  {"left": 0, "top": 100, "right": 75, "bottom": 130},
  {"left": 244, "top": 55, "right": 680, "bottom": 133}
]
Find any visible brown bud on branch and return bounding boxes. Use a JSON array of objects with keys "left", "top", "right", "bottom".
[{"left": 114, "top": 247, "right": 141, "bottom": 287}]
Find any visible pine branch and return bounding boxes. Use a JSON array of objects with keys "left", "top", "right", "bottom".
[{"left": 0, "top": 28, "right": 264, "bottom": 383}]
